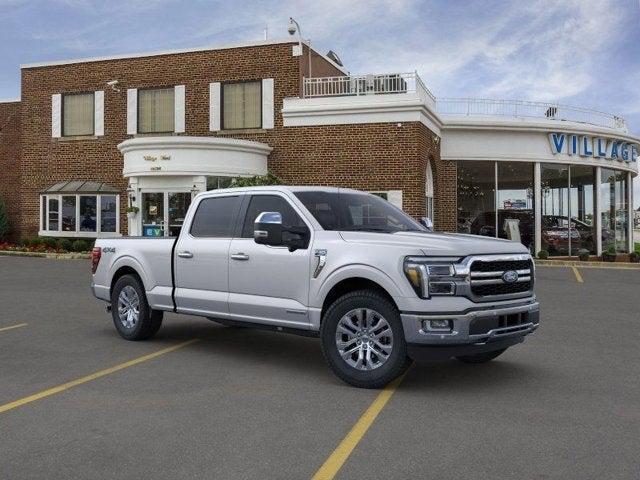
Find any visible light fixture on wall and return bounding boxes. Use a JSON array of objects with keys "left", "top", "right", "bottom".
[
  {"left": 106, "top": 80, "right": 120, "bottom": 92},
  {"left": 126, "top": 185, "right": 136, "bottom": 203},
  {"left": 288, "top": 17, "right": 312, "bottom": 77},
  {"left": 190, "top": 184, "right": 200, "bottom": 197}
]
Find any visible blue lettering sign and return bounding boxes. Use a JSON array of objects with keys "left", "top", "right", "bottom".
[
  {"left": 595, "top": 138, "right": 607, "bottom": 157},
  {"left": 579, "top": 136, "right": 593, "bottom": 156},
  {"left": 569, "top": 135, "right": 579, "bottom": 155},
  {"left": 620, "top": 143, "right": 629, "bottom": 161},
  {"left": 548, "top": 133, "right": 565, "bottom": 154},
  {"left": 632, "top": 144, "right": 638, "bottom": 162},
  {"left": 610, "top": 141, "right": 619, "bottom": 160}
]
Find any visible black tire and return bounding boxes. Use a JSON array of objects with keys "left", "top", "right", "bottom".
[
  {"left": 455, "top": 348, "right": 507, "bottom": 364},
  {"left": 320, "top": 290, "right": 411, "bottom": 389},
  {"left": 110, "top": 274, "right": 163, "bottom": 341}
]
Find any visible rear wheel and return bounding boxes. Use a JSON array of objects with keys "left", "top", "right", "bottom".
[
  {"left": 455, "top": 348, "right": 507, "bottom": 364},
  {"left": 111, "top": 274, "right": 163, "bottom": 341},
  {"left": 321, "top": 290, "right": 411, "bottom": 389}
]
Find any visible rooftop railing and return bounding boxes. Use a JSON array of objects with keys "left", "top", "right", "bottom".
[
  {"left": 436, "top": 97, "right": 628, "bottom": 132},
  {"left": 302, "top": 74, "right": 628, "bottom": 132},
  {"left": 302, "top": 72, "right": 436, "bottom": 107}
]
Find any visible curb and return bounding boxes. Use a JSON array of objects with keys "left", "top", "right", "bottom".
[
  {"left": 535, "top": 259, "right": 640, "bottom": 269},
  {"left": 0, "top": 250, "right": 90, "bottom": 260}
]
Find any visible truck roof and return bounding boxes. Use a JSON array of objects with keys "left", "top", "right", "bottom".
[{"left": 195, "top": 185, "right": 364, "bottom": 198}]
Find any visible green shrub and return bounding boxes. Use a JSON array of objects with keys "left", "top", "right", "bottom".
[
  {"left": 59, "top": 238, "right": 73, "bottom": 252},
  {"left": 606, "top": 245, "right": 616, "bottom": 255},
  {"left": 577, "top": 249, "right": 590, "bottom": 261},
  {"left": 72, "top": 239, "right": 89, "bottom": 252},
  {"left": 629, "top": 251, "right": 640, "bottom": 263},
  {"left": 42, "top": 237, "right": 58, "bottom": 249},
  {"left": 21, "top": 238, "right": 32, "bottom": 247},
  {"left": 537, "top": 250, "right": 549, "bottom": 260},
  {"left": 229, "top": 172, "right": 283, "bottom": 187}
]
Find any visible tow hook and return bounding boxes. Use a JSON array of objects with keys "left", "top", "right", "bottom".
[{"left": 106, "top": 304, "right": 112, "bottom": 313}]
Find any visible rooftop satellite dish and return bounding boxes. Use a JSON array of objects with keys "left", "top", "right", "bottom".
[{"left": 326, "top": 50, "right": 343, "bottom": 67}]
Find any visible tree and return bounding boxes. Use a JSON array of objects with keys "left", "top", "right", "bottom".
[
  {"left": 229, "top": 172, "right": 283, "bottom": 187},
  {"left": 0, "top": 197, "right": 9, "bottom": 241}
]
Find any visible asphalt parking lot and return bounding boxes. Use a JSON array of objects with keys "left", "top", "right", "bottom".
[{"left": 1, "top": 257, "right": 639, "bottom": 479}]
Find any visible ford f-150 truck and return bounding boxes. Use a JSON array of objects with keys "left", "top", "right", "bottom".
[{"left": 91, "top": 186, "right": 539, "bottom": 388}]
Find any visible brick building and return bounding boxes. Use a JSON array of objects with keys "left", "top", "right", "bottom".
[{"left": 1, "top": 38, "right": 638, "bottom": 255}]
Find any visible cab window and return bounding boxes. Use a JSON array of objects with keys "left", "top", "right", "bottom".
[
  {"left": 190, "top": 196, "right": 241, "bottom": 237},
  {"left": 241, "top": 195, "right": 306, "bottom": 238}
]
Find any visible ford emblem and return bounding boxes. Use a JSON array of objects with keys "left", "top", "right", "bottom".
[{"left": 502, "top": 270, "right": 519, "bottom": 284}]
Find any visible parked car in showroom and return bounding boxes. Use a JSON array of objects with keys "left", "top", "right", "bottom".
[{"left": 91, "top": 187, "right": 540, "bottom": 388}]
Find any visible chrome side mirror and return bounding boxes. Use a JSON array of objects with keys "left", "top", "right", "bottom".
[
  {"left": 254, "top": 211, "right": 283, "bottom": 246},
  {"left": 420, "top": 217, "right": 434, "bottom": 232}
]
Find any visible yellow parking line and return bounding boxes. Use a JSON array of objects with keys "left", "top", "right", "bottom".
[
  {"left": 312, "top": 366, "right": 412, "bottom": 480},
  {"left": 0, "top": 323, "right": 28, "bottom": 333},
  {"left": 0, "top": 338, "right": 199, "bottom": 414},
  {"left": 571, "top": 266, "right": 584, "bottom": 283}
]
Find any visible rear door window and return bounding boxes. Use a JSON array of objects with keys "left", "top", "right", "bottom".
[{"left": 190, "top": 195, "right": 241, "bottom": 237}]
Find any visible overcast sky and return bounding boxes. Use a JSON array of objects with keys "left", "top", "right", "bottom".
[{"left": 1, "top": 0, "right": 639, "bottom": 204}]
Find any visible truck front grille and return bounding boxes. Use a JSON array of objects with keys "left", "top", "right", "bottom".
[{"left": 469, "top": 258, "right": 533, "bottom": 299}]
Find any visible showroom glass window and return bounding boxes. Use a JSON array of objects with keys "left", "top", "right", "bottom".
[
  {"left": 138, "top": 87, "right": 175, "bottom": 133},
  {"left": 541, "top": 164, "right": 570, "bottom": 255},
  {"left": 222, "top": 81, "right": 261, "bottom": 130},
  {"left": 601, "top": 168, "right": 628, "bottom": 252},
  {"left": 569, "top": 166, "right": 596, "bottom": 255},
  {"left": 457, "top": 161, "right": 496, "bottom": 238},
  {"left": 497, "top": 163, "right": 535, "bottom": 252},
  {"left": 40, "top": 194, "right": 119, "bottom": 236},
  {"left": 62, "top": 92, "right": 94, "bottom": 136}
]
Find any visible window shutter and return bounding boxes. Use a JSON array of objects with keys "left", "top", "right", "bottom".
[
  {"left": 209, "top": 82, "right": 221, "bottom": 131},
  {"left": 94, "top": 90, "right": 104, "bottom": 136},
  {"left": 127, "top": 88, "right": 137, "bottom": 135},
  {"left": 51, "top": 94, "right": 62, "bottom": 138},
  {"left": 174, "top": 85, "right": 185, "bottom": 133},
  {"left": 261, "top": 78, "right": 274, "bottom": 129},
  {"left": 387, "top": 190, "right": 403, "bottom": 209}
]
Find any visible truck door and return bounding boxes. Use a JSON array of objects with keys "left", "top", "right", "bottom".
[
  {"left": 228, "top": 193, "right": 312, "bottom": 328},
  {"left": 174, "top": 194, "right": 242, "bottom": 317}
]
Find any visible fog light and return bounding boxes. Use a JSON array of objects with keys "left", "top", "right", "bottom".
[{"left": 423, "top": 319, "right": 452, "bottom": 332}]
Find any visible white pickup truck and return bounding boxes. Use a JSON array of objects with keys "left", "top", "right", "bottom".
[{"left": 91, "top": 186, "right": 539, "bottom": 388}]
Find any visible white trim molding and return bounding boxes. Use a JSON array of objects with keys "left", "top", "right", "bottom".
[
  {"left": 126, "top": 88, "right": 137, "bottom": 135},
  {"left": 51, "top": 94, "right": 62, "bottom": 138},
  {"left": 282, "top": 93, "right": 442, "bottom": 135},
  {"left": 118, "top": 136, "right": 271, "bottom": 178},
  {"left": 94, "top": 90, "right": 104, "bottom": 136},
  {"left": 209, "top": 82, "right": 221, "bottom": 131},
  {"left": 262, "top": 78, "right": 275, "bottom": 129},
  {"left": 174, "top": 85, "right": 186, "bottom": 133}
]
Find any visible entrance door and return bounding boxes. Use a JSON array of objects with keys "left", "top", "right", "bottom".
[{"left": 141, "top": 192, "right": 192, "bottom": 237}]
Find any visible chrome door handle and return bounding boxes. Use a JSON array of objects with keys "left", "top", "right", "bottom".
[
  {"left": 177, "top": 251, "right": 193, "bottom": 259},
  {"left": 230, "top": 253, "right": 250, "bottom": 261}
]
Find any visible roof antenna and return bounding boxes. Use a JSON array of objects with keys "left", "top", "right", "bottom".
[{"left": 263, "top": 24, "right": 268, "bottom": 40}]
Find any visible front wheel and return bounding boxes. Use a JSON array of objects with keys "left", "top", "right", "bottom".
[
  {"left": 321, "top": 290, "right": 411, "bottom": 389},
  {"left": 111, "top": 274, "right": 163, "bottom": 341},
  {"left": 455, "top": 348, "right": 507, "bottom": 364}
]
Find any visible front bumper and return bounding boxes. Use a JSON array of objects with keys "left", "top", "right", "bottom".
[{"left": 401, "top": 300, "right": 539, "bottom": 361}]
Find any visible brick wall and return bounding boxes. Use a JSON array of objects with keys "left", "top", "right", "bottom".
[
  {"left": 0, "top": 101, "right": 21, "bottom": 240},
  {"left": 16, "top": 41, "right": 449, "bottom": 238}
]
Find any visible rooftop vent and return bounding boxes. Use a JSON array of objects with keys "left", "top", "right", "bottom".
[{"left": 326, "top": 50, "right": 343, "bottom": 67}]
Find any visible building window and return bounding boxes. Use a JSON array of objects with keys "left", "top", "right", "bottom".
[
  {"left": 601, "top": 168, "right": 629, "bottom": 253},
  {"left": 40, "top": 193, "right": 119, "bottom": 237},
  {"left": 206, "top": 176, "right": 234, "bottom": 190},
  {"left": 497, "top": 163, "right": 535, "bottom": 252},
  {"left": 457, "top": 161, "right": 496, "bottom": 237},
  {"left": 138, "top": 87, "right": 175, "bottom": 133},
  {"left": 426, "top": 161, "right": 434, "bottom": 220},
  {"left": 63, "top": 92, "right": 94, "bottom": 136},
  {"left": 222, "top": 81, "right": 261, "bottom": 130}
]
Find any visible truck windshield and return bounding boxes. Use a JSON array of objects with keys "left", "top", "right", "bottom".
[{"left": 294, "top": 191, "right": 425, "bottom": 233}]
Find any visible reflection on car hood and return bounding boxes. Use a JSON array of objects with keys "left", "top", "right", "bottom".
[{"left": 339, "top": 231, "right": 529, "bottom": 256}]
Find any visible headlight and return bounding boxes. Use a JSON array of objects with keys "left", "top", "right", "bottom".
[{"left": 403, "top": 257, "right": 463, "bottom": 299}]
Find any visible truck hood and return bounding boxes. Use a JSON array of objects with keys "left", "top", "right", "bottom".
[{"left": 339, "top": 231, "right": 529, "bottom": 257}]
